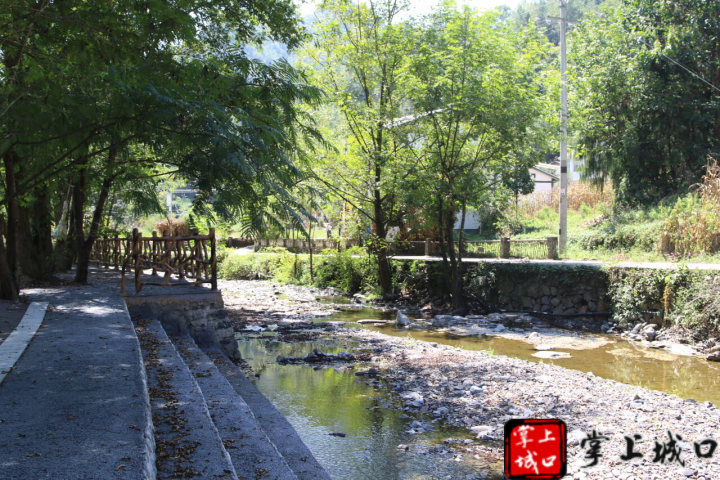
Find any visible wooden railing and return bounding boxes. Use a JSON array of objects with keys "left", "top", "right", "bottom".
[{"left": 89, "top": 228, "right": 217, "bottom": 295}]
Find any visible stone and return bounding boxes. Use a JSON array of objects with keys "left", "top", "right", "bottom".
[
  {"left": 433, "top": 406, "right": 449, "bottom": 416},
  {"left": 534, "top": 344, "right": 555, "bottom": 351},
  {"left": 396, "top": 312, "right": 411, "bottom": 327},
  {"left": 470, "top": 425, "right": 493, "bottom": 434},
  {"left": 528, "top": 332, "right": 540, "bottom": 340},
  {"left": 551, "top": 298, "right": 561, "bottom": 307},
  {"left": 644, "top": 327, "right": 657, "bottom": 341},
  {"left": 351, "top": 293, "right": 366, "bottom": 303},
  {"left": 469, "top": 385, "right": 483, "bottom": 396},
  {"left": 541, "top": 296, "right": 550, "bottom": 305},
  {"left": 567, "top": 429, "right": 586, "bottom": 446},
  {"left": 631, "top": 322, "right": 646, "bottom": 334},
  {"left": 532, "top": 351, "right": 572, "bottom": 359}
]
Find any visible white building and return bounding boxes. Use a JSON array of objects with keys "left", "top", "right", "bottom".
[{"left": 529, "top": 166, "right": 559, "bottom": 192}]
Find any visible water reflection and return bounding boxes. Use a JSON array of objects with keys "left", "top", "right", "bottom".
[{"left": 238, "top": 339, "right": 501, "bottom": 480}]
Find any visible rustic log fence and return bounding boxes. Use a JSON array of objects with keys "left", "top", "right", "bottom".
[
  {"left": 89, "top": 228, "right": 217, "bottom": 295},
  {"left": 249, "top": 236, "right": 559, "bottom": 260}
]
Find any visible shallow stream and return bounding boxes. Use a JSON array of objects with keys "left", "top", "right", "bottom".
[
  {"left": 322, "top": 304, "right": 720, "bottom": 406},
  {"left": 238, "top": 338, "right": 502, "bottom": 480},
  {"left": 238, "top": 300, "right": 720, "bottom": 479}
]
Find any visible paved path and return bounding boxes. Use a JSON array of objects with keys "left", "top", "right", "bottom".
[
  {"left": 0, "top": 279, "right": 153, "bottom": 480},
  {"left": 389, "top": 255, "right": 720, "bottom": 270}
]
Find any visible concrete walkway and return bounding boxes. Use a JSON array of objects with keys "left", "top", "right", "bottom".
[
  {"left": 390, "top": 255, "right": 720, "bottom": 270},
  {"left": 0, "top": 280, "right": 154, "bottom": 479}
]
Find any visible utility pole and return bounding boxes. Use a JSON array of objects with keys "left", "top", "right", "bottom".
[{"left": 551, "top": 0, "right": 569, "bottom": 255}]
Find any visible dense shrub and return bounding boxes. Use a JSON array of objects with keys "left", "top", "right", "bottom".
[
  {"left": 219, "top": 251, "right": 286, "bottom": 280},
  {"left": 671, "top": 275, "right": 720, "bottom": 338},
  {"left": 218, "top": 247, "right": 380, "bottom": 295},
  {"left": 573, "top": 221, "right": 661, "bottom": 252},
  {"left": 660, "top": 161, "right": 720, "bottom": 257}
]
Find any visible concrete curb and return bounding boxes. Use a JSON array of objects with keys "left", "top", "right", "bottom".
[
  {"left": 0, "top": 302, "right": 47, "bottom": 386},
  {"left": 122, "top": 301, "right": 157, "bottom": 480}
]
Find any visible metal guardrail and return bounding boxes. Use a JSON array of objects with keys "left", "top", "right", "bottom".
[{"left": 90, "top": 228, "right": 217, "bottom": 295}]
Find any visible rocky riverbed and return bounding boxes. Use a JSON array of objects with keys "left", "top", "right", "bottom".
[
  {"left": 222, "top": 279, "right": 720, "bottom": 479},
  {"left": 332, "top": 328, "right": 720, "bottom": 480}
]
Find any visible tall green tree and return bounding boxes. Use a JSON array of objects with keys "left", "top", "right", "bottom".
[
  {"left": 1, "top": 0, "right": 320, "bottom": 294},
  {"left": 303, "top": 0, "right": 415, "bottom": 296},
  {"left": 405, "top": 2, "right": 550, "bottom": 310},
  {"left": 570, "top": 0, "right": 720, "bottom": 205}
]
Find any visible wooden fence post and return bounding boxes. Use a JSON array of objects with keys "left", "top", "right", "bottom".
[
  {"left": 133, "top": 228, "right": 142, "bottom": 294},
  {"left": 209, "top": 228, "right": 217, "bottom": 290},
  {"left": 546, "top": 236, "right": 559, "bottom": 260},
  {"left": 150, "top": 231, "right": 158, "bottom": 276},
  {"left": 500, "top": 237, "right": 511, "bottom": 259},
  {"left": 425, "top": 239, "right": 431, "bottom": 256}
]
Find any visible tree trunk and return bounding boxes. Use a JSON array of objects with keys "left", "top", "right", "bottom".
[
  {"left": 72, "top": 166, "right": 89, "bottom": 283},
  {"left": 74, "top": 148, "right": 116, "bottom": 283},
  {"left": 18, "top": 185, "right": 54, "bottom": 280},
  {"left": 452, "top": 202, "right": 467, "bottom": 313},
  {"left": 3, "top": 151, "right": 19, "bottom": 286},
  {"left": 436, "top": 197, "right": 453, "bottom": 289},
  {"left": 0, "top": 215, "right": 18, "bottom": 300},
  {"left": 373, "top": 180, "right": 392, "bottom": 296}
]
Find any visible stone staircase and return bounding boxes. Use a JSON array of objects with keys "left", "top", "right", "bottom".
[{"left": 135, "top": 318, "right": 331, "bottom": 480}]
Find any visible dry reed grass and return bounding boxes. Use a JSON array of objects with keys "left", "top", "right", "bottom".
[
  {"left": 154, "top": 218, "right": 189, "bottom": 236},
  {"left": 661, "top": 159, "right": 720, "bottom": 256},
  {"left": 517, "top": 181, "right": 614, "bottom": 217}
]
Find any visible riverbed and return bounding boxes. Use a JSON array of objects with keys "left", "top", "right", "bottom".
[{"left": 223, "top": 280, "right": 720, "bottom": 480}]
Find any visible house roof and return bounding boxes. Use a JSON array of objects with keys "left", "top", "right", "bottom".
[{"left": 530, "top": 166, "right": 560, "bottom": 181}]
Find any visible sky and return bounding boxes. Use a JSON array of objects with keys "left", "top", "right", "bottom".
[{"left": 296, "top": 0, "right": 524, "bottom": 17}]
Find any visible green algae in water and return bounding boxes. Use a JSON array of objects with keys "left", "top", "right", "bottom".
[{"left": 238, "top": 338, "right": 502, "bottom": 480}]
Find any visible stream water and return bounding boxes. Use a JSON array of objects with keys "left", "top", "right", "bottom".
[
  {"left": 319, "top": 304, "right": 720, "bottom": 406},
  {"left": 238, "top": 300, "right": 720, "bottom": 480},
  {"left": 237, "top": 338, "right": 502, "bottom": 480}
]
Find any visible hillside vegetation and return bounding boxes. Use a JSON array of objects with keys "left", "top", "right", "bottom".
[{"left": 483, "top": 166, "right": 720, "bottom": 263}]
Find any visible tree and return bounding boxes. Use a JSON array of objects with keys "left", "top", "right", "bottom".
[
  {"left": 570, "top": 0, "right": 720, "bottom": 205},
  {"left": 1, "top": 0, "right": 320, "bottom": 294},
  {"left": 303, "top": 0, "right": 415, "bottom": 296},
  {"left": 405, "top": 2, "right": 549, "bottom": 310}
]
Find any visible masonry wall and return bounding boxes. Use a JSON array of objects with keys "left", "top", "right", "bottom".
[
  {"left": 470, "top": 264, "right": 612, "bottom": 314},
  {"left": 125, "top": 292, "right": 240, "bottom": 360}
]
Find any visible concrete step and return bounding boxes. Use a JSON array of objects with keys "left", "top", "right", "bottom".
[
  {"left": 135, "top": 319, "right": 237, "bottom": 480},
  {"left": 170, "top": 333, "right": 298, "bottom": 480},
  {"left": 204, "top": 347, "right": 333, "bottom": 480}
]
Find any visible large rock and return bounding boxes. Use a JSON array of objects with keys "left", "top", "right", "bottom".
[{"left": 396, "top": 312, "right": 411, "bottom": 327}]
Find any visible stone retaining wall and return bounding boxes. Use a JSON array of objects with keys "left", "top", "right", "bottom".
[
  {"left": 477, "top": 264, "right": 611, "bottom": 314},
  {"left": 125, "top": 291, "right": 240, "bottom": 360}
]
